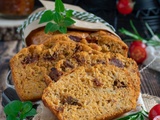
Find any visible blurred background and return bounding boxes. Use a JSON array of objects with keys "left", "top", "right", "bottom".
[
  {"left": 0, "top": 0, "right": 160, "bottom": 40},
  {"left": 36, "top": 0, "right": 160, "bottom": 38}
]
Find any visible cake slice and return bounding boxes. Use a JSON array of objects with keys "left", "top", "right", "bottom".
[
  {"left": 10, "top": 40, "right": 99, "bottom": 101},
  {"left": 42, "top": 64, "right": 137, "bottom": 120},
  {"left": 45, "top": 51, "right": 140, "bottom": 99}
]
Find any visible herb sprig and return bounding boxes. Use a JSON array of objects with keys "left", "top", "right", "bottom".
[
  {"left": 116, "top": 107, "right": 148, "bottom": 120},
  {"left": 39, "top": 0, "right": 75, "bottom": 33},
  {"left": 4, "top": 100, "right": 36, "bottom": 120},
  {"left": 119, "top": 20, "right": 160, "bottom": 47}
]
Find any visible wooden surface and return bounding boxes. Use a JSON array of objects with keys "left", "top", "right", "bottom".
[{"left": 140, "top": 65, "right": 160, "bottom": 96}]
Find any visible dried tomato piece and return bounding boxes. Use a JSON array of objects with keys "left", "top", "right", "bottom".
[
  {"left": 109, "top": 58, "right": 124, "bottom": 68},
  {"left": 21, "top": 55, "right": 39, "bottom": 64},
  {"left": 49, "top": 68, "right": 63, "bottom": 82},
  {"left": 69, "top": 35, "right": 82, "bottom": 42}
]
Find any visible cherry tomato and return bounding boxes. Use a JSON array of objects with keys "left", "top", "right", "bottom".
[
  {"left": 117, "top": 0, "right": 134, "bottom": 15},
  {"left": 129, "top": 41, "right": 147, "bottom": 64},
  {"left": 149, "top": 104, "right": 160, "bottom": 120}
]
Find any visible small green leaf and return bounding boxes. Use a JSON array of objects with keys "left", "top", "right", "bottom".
[
  {"left": 19, "top": 113, "right": 25, "bottom": 120},
  {"left": 55, "top": 0, "right": 65, "bottom": 12},
  {"left": 66, "top": 10, "right": 74, "bottom": 17},
  {"left": 59, "top": 26, "right": 67, "bottom": 33},
  {"left": 25, "top": 108, "right": 37, "bottom": 117},
  {"left": 21, "top": 101, "right": 33, "bottom": 114},
  {"left": 4, "top": 100, "right": 22, "bottom": 116},
  {"left": 6, "top": 115, "right": 19, "bottom": 120},
  {"left": 53, "top": 12, "right": 62, "bottom": 23},
  {"left": 62, "top": 17, "right": 75, "bottom": 27},
  {"left": 39, "top": 0, "right": 75, "bottom": 33},
  {"left": 39, "top": 10, "right": 54, "bottom": 24},
  {"left": 45, "top": 22, "right": 59, "bottom": 33}
]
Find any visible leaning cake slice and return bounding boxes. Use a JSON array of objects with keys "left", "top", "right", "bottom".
[
  {"left": 42, "top": 64, "right": 138, "bottom": 120},
  {"left": 45, "top": 51, "right": 140, "bottom": 99}
]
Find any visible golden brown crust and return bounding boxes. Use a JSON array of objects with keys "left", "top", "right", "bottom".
[{"left": 26, "top": 27, "right": 128, "bottom": 57}]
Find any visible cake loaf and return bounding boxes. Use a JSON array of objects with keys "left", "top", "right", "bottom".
[
  {"left": 26, "top": 28, "right": 128, "bottom": 57},
  {"left": 42, "top": 64, "right": 137, "bottom": 120},
  {"left": 45, "top": 51, "right": 140, "bottom": 99},
  {"left": 10, "top": 40, "right": 100, "bottom": 101}
]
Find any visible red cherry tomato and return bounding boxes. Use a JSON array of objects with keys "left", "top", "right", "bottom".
[
  {"left": 149, "top": 104, "right": 160, "bottom": 120},
  {"left": 129, "top": 41, "right": 147, "bottom": 64},
  {"left": 117, "top": 0, "right": 134, "bottom": 15}
]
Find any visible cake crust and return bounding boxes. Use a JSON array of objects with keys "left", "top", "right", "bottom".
[{"left": 26, "top": 28, "right": 128, "bottom": 57}]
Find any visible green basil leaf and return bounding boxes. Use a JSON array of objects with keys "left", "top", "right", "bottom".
[
  {"left": 45, "top": 22, "right": 59, "bottom": 33},
  {"left": 62, "top": 17, "right": 75, "bottom": 27},
  {"left": 4, "top": 100, "right": 22, "bottom": 116},
  {"left": 66, "top": 10, "right": 73, "bottom": 17},
  {"left": 39, "top": 0, "right": 75, "bottom": 33},
  {"left": 58, "top": 26, "right": 67, "bottom": 33},
  {"left": 25, "top": 108, "right": 37, "bottom": 117},
  {"left": 4, "top": 108, "right": 16, "bottom": 117},
  {"left": 53, "top": 12, "right": 62, "bottom": 23},
  {"left": 6, "top": 115, "right": 19, "bottom": 120},
  {"left": 55, "top": 0, "right": 65, "bottom": 12},
  {"left": 39, "top": 10, "right": 54, "bottom": 24},
  {"left": 21, "top": 101, "right": 33, "bottom": 114},
  {"left": 19, "top": 113, "right": 25, "bottom": 120}
]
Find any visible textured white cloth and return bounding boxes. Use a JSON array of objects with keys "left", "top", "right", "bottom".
[{"left": 143, "top": 35, "right": 160, "bottom": 72}]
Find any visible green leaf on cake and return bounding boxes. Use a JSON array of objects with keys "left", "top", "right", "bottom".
[
  {"left": 55, "top": 0, "right": 65, "bottom": 12},
  {"left": 63, "top": 17, "right": 76, "bottom": 27},
  {"left": 45, "top": 22, "right": 59, "bottom": 33},
  {"left": 39, "top": 10, "right": 54, "bottom": 24},
  {"left": 39, "top": 0, "right": 75, "bottom": 34}
]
